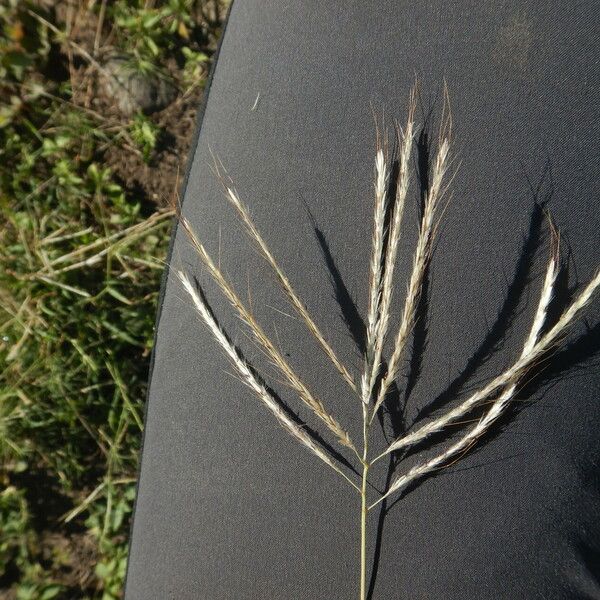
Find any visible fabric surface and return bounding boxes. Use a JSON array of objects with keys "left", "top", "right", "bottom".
[{"left": 125, "top": 2, "right": 600, "bottom": 598}]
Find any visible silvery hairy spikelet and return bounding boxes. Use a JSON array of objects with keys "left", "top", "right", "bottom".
[{"left": 177, "top": 85, "right": 600, "bottom": 600}]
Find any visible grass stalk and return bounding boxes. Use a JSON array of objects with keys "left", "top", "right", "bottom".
[
  {"left": 371, "top": 136, "right": 451, "bottom": 421},
  {"left": 361, "top": 147, "right": 389, "bottom": 407},
  {"left": 221, "top": 184, "right": 358, "bottom": 393},
  {"left": 177, "top": 270, "right": 360, "bottom": 491},
  {"left": 175, "top": 86, "right": 600, "bottom": 597},
  {"left": 180, "top": 216, "right": 356, "bottom": 451},
  {"left": 367, "top": 98, "right": 416, "bottom": 401},
  {"left": 371, "top": 239, "right": 560, "bottom": 505},
  {"left": 360, "top": 458, "right": 369, "bottom": 600},
  {"left": 375, "top": 265, "right": 600, "bottom": 464},
  {"left": 359, "top": 401, "right": 370, "bottom": 600}
]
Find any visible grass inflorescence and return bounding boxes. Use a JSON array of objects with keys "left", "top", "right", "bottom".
[{"left": 179, "top": 84, "right": 600, "bottom": 600}]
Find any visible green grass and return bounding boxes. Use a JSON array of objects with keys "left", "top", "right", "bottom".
[{"left": 0, "top": 1, "right": 226, "bottom": 598}]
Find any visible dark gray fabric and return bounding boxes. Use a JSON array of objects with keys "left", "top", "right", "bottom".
[{"left": 125, "top": 2, "right": 600, "bottom": 598}]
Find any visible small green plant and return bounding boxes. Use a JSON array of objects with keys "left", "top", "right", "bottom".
[
  {"left": 0, "top": 486, "right": 32, "bottom": 576},
  {"left": 94, "top": 545, "right": 129, "bottom": 600},
  {"left": 15, "top": 581, "right": 63, "bottom": 600},
  {"left": 181, "top": 46, "right": 210, "bottom": 88},
  {"left": 0, "top": 487, "right": 64, "bottom": 600},
  {"left": 85, "top": 484, "right": 136, "bottom": 600},
  {"left": 129, "top": 113, "right": 160, "bottom": 163},
  {"left": 113, "top": 0, "right": 195, "bottom": 60}
]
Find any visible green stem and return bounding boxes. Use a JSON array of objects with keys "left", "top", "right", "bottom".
[
  {"left": 360, "top": 458, "right": 369, "bottom": 600},
  {"left": 360, "top": 404, "right": 370, "bottom": 600}
]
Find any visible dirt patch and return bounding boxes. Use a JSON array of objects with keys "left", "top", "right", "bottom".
[
  {"left": 41, "top": 531, "right": 99, "bottom": 595},
  {"left": 103, "top": 83, "right": 205, "bottom": 206},
  {"left": 0, "top": 532, "right": 98, "bottom": 600},
  {"left": 52, "top": 0, "right": 216, "bottom": 207}
]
